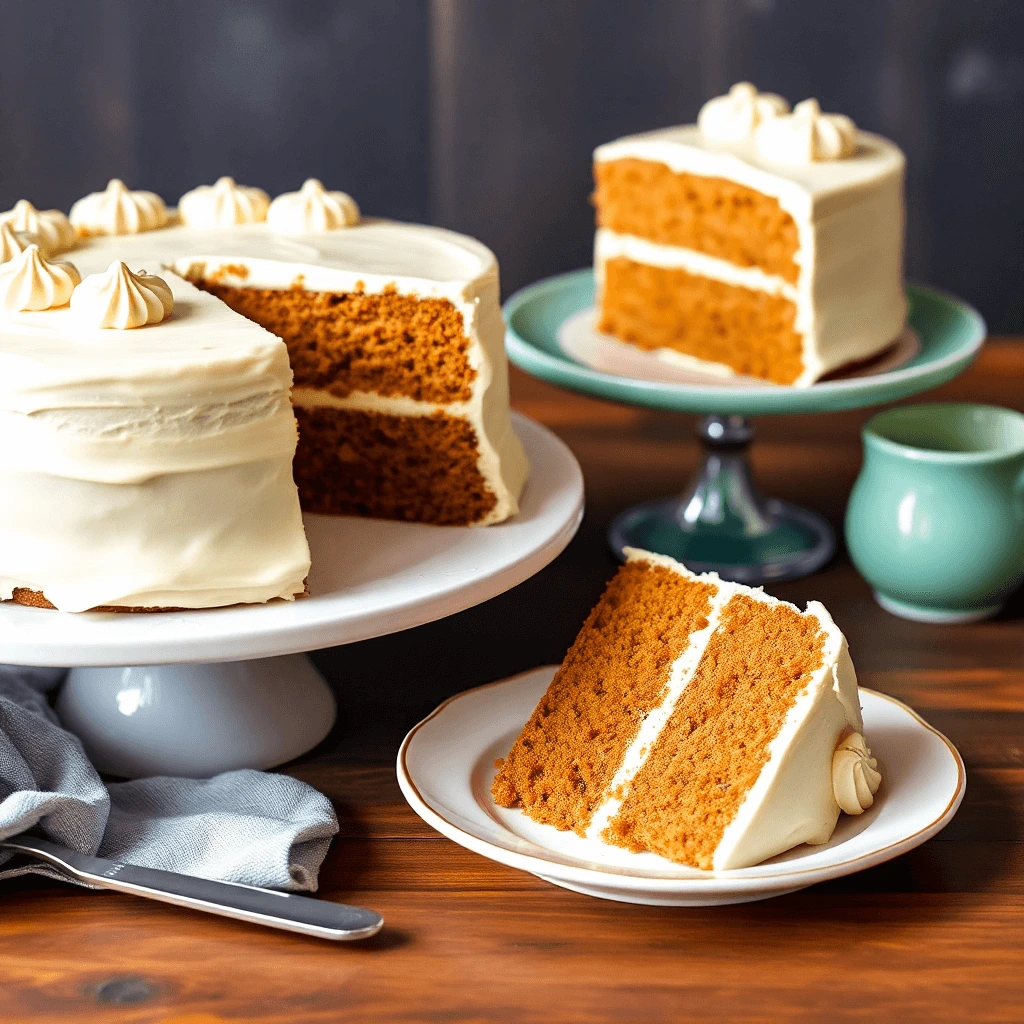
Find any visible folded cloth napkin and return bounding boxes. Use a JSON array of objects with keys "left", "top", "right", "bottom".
[{"left": 0, "top": 665, "right": 338, "bottom": 892}]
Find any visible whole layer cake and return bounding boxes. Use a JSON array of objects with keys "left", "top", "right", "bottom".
[
  {"left": 0, "top": 179, "right": 528, "bottom": 612},
  {"left": 592, "top": 83, "right": 906, "bottom": 385},
  {"left": 492, "top": 549, "right": 881, "bottom": 870}
]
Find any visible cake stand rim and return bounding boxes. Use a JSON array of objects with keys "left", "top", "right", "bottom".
[
  {"left": 0, "top": 412, "right": 584, "bottom": 667},
  {"left": 504, "top": 268, "right": 987, "bottom": 415}
]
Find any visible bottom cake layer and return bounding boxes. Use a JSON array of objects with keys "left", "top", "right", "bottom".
[
  {"left": 294, "top": 405, "right": 499, "bottom": 526},
  {"left": 597, "top": 255, "right": 804, "bottom": 385}
]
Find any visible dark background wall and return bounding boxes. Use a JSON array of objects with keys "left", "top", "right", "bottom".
[{"left": 1, "top": 0, "right": 1021, "bottom": 331}]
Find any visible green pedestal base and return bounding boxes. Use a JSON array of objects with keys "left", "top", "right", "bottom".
[{"left": 607, "top": 416, "right": 835, "bottom": 585}]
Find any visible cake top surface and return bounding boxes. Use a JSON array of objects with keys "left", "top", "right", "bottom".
[{"left": 594, "top": 83, "right": 904, "bottom": 199}]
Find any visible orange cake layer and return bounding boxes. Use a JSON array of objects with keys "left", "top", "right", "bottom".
[
  {"left": 598, "top": 256, "right": 804, "bottom": 384},
  {"left": 199, "top": 283, "right": 475, "bottom": 404},
  {"left": 594, "top": 158, "right": 800, "bottom": 284},
  {"left": 293, "top": 405, "right": 496, "bottom": 526},
  {"left": 491, "top": 560, "right": 717, "bottom": 833},
  {"left": 602, "top": 593, "right": 826, "bottom": 868}
]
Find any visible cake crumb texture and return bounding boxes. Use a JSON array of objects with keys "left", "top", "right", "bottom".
[
  {"left": 594, "top": 158, "right": 800, "bottom": 283},
  {"left": 200, "top": 283, "right": 476, "bottom": 404},
  {"left": 603, "top": 594, "right": 826, "bottom": 868},
  {"left": 293, "top": 405, "right": 497, "bottom": 525},
  {"left": 599, "top": 256, "right": 804, "bottom": 384},
  {"left": 491, "top": 561, "right": 717, "bottom": 834}
]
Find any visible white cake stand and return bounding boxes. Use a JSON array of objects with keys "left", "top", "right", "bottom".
[{"left": 1, "top": 414, "right": 583, "bottom": 779}]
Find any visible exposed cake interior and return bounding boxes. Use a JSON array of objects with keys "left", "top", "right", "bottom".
[
  {"left": 192, "top": 278, "right": 504, "bottom": 527},
  {"left": 601, "top": 593, "right": 825, "bottom": 868},
  {"left": 594, "top": 157, "right": 800, "bottom": 282},
  {"left": 597, "top": 255, "right": 803, "bottom": 384},
  {"left": 491, "top": 560, "right": 717, "bottom": 832}
]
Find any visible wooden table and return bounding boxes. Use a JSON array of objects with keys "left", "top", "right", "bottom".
[{"left": 2, "top": 341, "right": 1022, "bottom": 1024}]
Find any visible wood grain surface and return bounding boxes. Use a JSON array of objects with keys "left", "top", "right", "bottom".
[{"left": 1, "top": 341, "right": 1022, "bottom": 1024}]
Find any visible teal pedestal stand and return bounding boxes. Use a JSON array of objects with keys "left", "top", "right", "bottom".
[{"left": 505, "top": 269, "right": 986, "bottom": 586}]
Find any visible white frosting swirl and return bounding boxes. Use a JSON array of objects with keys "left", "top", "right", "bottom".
[
  {"left": 0, "top": 244, "right": 80, "bottom": 312},
  {"left": 755, "top": 98, "right": 858, "bottom": 165},
  {"left": 267, "top": 178, "right": 360, "bottom": 234},
  {"left": 697, "top": 82, "right": 790, "bottom": 144},
  {"left": 178, "top": 176, "right": 270, "bottom": 228},
  {"left": 70, "top": 179, "right": 170, "bottom": 236},
  {"left": 70, "top": 261, "right": 174, "bottom": 329},
  {"left": 0, "top": 200, "right": 77, "bottom": 255},
  {"left": 832, "top": 732, "right": 882, "bottom": 814},
  {"left": 0, "top": 222, "right": 35, "bottom": 264}
]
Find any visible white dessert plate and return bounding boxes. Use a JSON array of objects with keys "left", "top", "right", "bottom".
[
  {"left": 398, "top": 665, "right": 966, "bottom": 906},
  {"left": 0, "top": 414, "right": 584, "bottom": 666},
  {"left": 559, "top": 308, "right": 922, "bottom": 388}
]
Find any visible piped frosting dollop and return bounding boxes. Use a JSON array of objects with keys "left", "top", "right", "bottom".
[
  {"left": 755, "top": 98, "right": 858, "bottom": 165},
  {"left": 267, "top": 178, "right": 360, "bottom": 234},
  {"left": 0, "top": 222, "right": 36, "bottom": 264},
  {"left": 70, "top": 179, "right": 170, "bottom": 236},
  {"left": 178, "top": 177, "right": 270, "bottom": 228},
  {"left": 0, "top": 200, "right": 77, "bottom": 255},
  {"left": 832, "top": 732, "right": 881, "bottom": 814},
  {"left": 0, "top": 244, "right": 80, "bottom": 312},
  {"left": 697, "top": 82, "right": 790, "bottom": 144},
  {"left": 70, "top": 261, "right": 174, "bottom": 329}
]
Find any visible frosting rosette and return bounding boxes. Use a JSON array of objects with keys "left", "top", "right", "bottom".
[
  {"left": 0, "top": 222, "right": 36, "bottom": 264},
  {"left": 178, "top": 176, "right": 270, "bottom": 228},
  {"left": 832, "top": 732, "right": 882, "bottom": 814},
  {"left": 755, "top": 98, "right": 858, "bottom": 164},
  {"left": 70, "top": 179, "right": 170, "bottom": 236},
  {"left": 267, "top": 178, "right": 360, "bottom": 234},
  {"left": 0, "top": 244, "right": 80, "bottom": 312},
  {"left": 70, "top": 261, "right": 174, "bottom": 329},
  {"left": 697, "top": 82, "right": 790, "bottom": 144},
  {"left": 0, "top": 200, "right": 77, "bottom": 255}
]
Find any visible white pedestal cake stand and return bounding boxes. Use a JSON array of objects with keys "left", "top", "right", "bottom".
[{"left": 1, "top": 414, "right": 583, "bottom": 780}]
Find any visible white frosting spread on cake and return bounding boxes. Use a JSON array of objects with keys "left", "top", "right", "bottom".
[
  {"left": 586, "top": 549, "right": 866, "bottom": 870},
  {"left": 755, "top": 99, "right": 858, "bottom": 165},
  {"left": 0, "top": 245, "right": 80, "bottom": 312},
  {"left": 70, "top": 179, "right": 170, "bottom": 236},
  {"left": 594, "top": 102, "right": 906, "bottom": 385},
  {"left": 71, "top": 262, "right": 174, "bottom": 328},
  {"left": 0, "top": 200, "right": 77, "bottom": 255},
  {"left": 832, "top": 732, "right": 881, "bottom": 814},
  {"left": 267, "top": 179, "right": 360, "bottom": 234},
  {"left": 697, "top": 82, "right": 789, "bottom": 143},
  {"left": 0, "top": 215, "right": 527, "bottom": 609},
  {"left": 0, "top": 222, "right": 35, "bottom": 264},
  {"left": 178, "top": 177, "right": 270, "bottom": 227}
]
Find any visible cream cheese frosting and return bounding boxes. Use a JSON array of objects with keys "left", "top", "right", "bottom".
[
  {"left": 697, "top": 82, "right": 789, "bottom": 144},
  {"left": 71, "top": 262, "right": 174, "bottom": 328},
  {"left": 755, "top": 99, "right": 858, "bottom": 165},
  {"left": 267, "top": 179, "right": 360, "bottom": 234},
  {"left": 70, "top": 179, "right": 170, "bottom": 236},
  {"left": 178, "top": 177, "right": 270, "bottom": 228},
  {"left": 0, "top": 223, "right": 34, "bottom": 264},
  {"left": 0, "top": 213, "right": 527, "bottom": 609},
  {"left": 585, "top": 549, "right": 866, "bottom": 870},
  {"left": 594, "top": 115, "right": 906, "bottom": 385},
  {"left": 0, "top": 245, "right": 80, "bottom": 312},
  {"left": 0, "top": 200, "right": 77, "bottom": 256},
  {"left": 832, "top": 732, "right": 882, "bottom": 814}
]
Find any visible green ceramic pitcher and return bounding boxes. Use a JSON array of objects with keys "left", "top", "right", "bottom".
[{"left": 846, "top": 403, "right": 1024, "bottom": 622}]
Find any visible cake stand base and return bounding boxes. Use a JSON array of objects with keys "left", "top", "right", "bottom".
[
  {"left": 56, "top": 655, "right": 336, "bottom": 780},
  {"left": 608, "top": 415, "right": 835, "bottom": 584}
]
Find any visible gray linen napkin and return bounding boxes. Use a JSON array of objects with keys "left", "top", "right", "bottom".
[{"left": 0, "top": 666, "right": 338, "bottom": 892}]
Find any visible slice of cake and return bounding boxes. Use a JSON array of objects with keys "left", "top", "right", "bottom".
[
  {"left": 492, "top": 549, "right": 880, "bottom": 870},
  {"left": 592, "top": 83, "right": 906, "bottom": 385}
]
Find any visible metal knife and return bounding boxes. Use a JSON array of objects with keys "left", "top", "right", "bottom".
[{"left": 1, "top": 834, "right": 382, "bottom": 941}]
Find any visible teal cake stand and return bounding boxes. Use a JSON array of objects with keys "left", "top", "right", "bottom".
[{"left": 505, "top": 269, "right": 986, "bottom": 583}]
